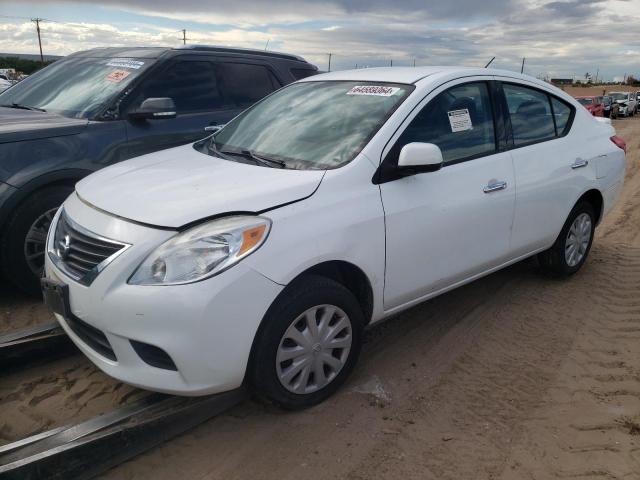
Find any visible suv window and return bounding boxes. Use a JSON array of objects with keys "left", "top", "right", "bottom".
[
  {"left": 390, "top": 82, "right": 496, "bottom": 165},
  {"left": 134, "top": 60, "right": 223, "bottom": 113},
  {"left": 216, "top": 63, "right": 280, "bottom": 108},
  {"left": 504, "top": 84, "right": 555, "bottom": 146}
]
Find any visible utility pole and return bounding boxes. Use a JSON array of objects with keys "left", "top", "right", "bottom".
[
  {"left": 390, "top": 59, "right": 393, "bottom": 67},
  {"left": 327, "top": 53, "right": 332, "bottom": 72},
  {"left": 595, "top": 67, "right": 599, "bottom": 84},
  {"left": 31, "top": 18, "right": 44, "bottom": 63},
  {"left": 521, "top": 57, "right": 525, "bottom": 74},
  {"left": 413, "top": 58, "right": 416, "bottom": 67},
  {"left": 182, "top": 29, "right": 187, "bottom": 45}
]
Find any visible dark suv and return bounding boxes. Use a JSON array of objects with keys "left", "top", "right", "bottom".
[{"left": 0, "top": 45, "right": 317, "bottom": 294}]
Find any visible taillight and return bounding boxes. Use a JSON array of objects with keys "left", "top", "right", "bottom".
[{"left": 611, "top": 135, "right": 626, "bottom": 153}]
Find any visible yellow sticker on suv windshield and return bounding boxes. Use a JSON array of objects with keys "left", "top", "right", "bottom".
[{"left": 105, "top": 70, "right": 131, "bottom": 83}]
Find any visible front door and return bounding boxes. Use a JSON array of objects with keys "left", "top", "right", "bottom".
[{"left": 380, "top": 80, "right": 516, "bottom": 310}]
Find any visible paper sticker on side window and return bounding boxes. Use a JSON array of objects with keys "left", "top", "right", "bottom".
[
  {"left": 347, "top": 85, "right": 400, "bottom": 97},
  {"left": 447, "top": 109, "right": 473, "bottom": 132},
  {"left": 106, "top": 58, "right": 145, "bottom": 70},
  {"left": 105, "top": 70, "right": 131, "bottom": 83}
]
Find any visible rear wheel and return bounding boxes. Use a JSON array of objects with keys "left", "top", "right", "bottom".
[
  {"left": 538, "top": 201, "right": 595, "bottom": 277},
  {"left": 250, "top": 275, "right": 364, "bottom": 409},
  {"left": 1, "top": 186, "right": 72, "bottom": 295}
]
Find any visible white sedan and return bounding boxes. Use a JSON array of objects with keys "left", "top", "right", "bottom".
[{"left": 43, "top": 67, "right": 626, "bottom": 409}]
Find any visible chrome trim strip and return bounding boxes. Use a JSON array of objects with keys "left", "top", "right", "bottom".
[{"left": 46, "top": 208, "right": 131, "bottom": 286}]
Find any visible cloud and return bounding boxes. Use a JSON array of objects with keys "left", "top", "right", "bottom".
[{"left": 0, "top": 0, "right": 638, "bottom": 79}]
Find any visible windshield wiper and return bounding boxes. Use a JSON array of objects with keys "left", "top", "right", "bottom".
[
  {"left": 0, "top": 103, "right": 46, "bottom": 112},
  {"left": 220, "top": 148, "right": 286, "bottom": 169}
]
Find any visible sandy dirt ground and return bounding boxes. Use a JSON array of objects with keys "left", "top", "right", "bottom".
[{"left": 1, "top": 117, "right": 640, "bottom": 479}]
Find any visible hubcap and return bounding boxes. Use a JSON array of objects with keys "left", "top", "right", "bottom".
[
  {"left": 565, "top": 212, "right": 592, "bottom": 267},
  {"left": 24, "top": 208, "right": 58, "bottom": 276},
  {"left": 276, "top": 304, "right": 352, "bottom": 395}
]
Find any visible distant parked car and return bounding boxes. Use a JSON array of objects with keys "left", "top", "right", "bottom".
[
  {"left": 0, "top": 77, "right": 11, "bottom": 93},
  {"left": 0, "top": 45, "right": 317, "bottom": 294},
  {"left": 575, "top": 96, "right": 605, "bottom": 116},
  {"left": 609, "top": 91, "right": 638, "bottom": 117},
  {"left": 602, "top": 96, "right": 620, "bottom": 119}
]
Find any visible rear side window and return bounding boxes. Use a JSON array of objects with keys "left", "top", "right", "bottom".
[
  {"left": 216, "top": 63, "right": 280, "bottom": 108},
  {"left": 390, "top": 82, "right": 496, "bottom": 165},
  {"left": 135, "top": 60, "right": 223, "bottom": 113},
  {"left": 290, "top": 67, "right": 317, "bottom": 80},
  {"left": 504, "top": 84, "right": 555, "bottom": 146},
  {"left": 551, "top": 97, "right": 572, "bottom": 135}
]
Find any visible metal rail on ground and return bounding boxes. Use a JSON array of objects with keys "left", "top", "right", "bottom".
[
  {"left": 0, "top": 322, "right": 76, "bottom": 372},
  {"left": 0, "top": 387, "right": 247, "bottom": 479}
]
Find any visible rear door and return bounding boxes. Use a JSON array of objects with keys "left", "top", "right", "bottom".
[
  {"left": 501, "top": 81, "right": 594, "bottom": 256},
  {"left": 380, "top": 78, "right": 516, "bottom": 310}
]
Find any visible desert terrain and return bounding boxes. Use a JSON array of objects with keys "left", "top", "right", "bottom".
[{"left": 1, "top": 116, "right": 639, "bottom": 479}]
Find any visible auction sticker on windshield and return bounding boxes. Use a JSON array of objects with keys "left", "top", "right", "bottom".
[
  {"left": 106, "top": 58, "right": 145, "bottom": 70},
  {"left": 347, "top": 85, "right": 400, "bottom": 97},
  {"left": 448, "top": 109, "right": 473, "bottom": 132},
  {"left": 105, "top": 70, "right": 131, "bottom": 83}
]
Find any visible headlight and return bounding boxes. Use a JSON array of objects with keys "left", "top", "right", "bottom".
[{"left": 128, "top": 216, "right": 271, "bottom": 285}]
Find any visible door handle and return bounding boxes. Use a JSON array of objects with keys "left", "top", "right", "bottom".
[
  {"left": 483, "top": 181, "right": 507, "bottom": 193},
  {"left": 571, "top": 159, "right": 589, "bottom": 169}
]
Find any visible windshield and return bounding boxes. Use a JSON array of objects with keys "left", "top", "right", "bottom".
[
  {"left": 208, "top": 81, "right": 413, "bottom": 170},
  {"left": 0, "top": 56, "right": 154, "bottom": 119},
  {"left": 577, "top": 98, "right": 593, "bottom": 105},
  {"left": 609, "top": 93, "right": 628, "bottom": 101}
]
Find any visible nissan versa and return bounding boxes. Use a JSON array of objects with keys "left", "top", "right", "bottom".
[{"left": 43, "top": 67, "right": 626, "bottom": 409}]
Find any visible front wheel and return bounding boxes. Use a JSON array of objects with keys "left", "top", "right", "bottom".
[
  {"left": 1, "top": 186, "right": 73, "bottom": 295},
  {"left": 250, "top": 275, "right": 364, "bottom": 409},
  {"left": 538, "top": 201, "right": 596, "bottom": 277}
]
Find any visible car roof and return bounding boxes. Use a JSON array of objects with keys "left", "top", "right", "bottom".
[
  {"left": 68, "top": 45, "right": 310, "bottom": 63},
  {"left": 575, "top": 96, "right": 597, "bottom": 99},
  {"left": 300, "top": 66, "right": 551, "bottom": 86}
]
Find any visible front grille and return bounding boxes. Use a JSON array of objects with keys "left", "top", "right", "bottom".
[
  {"left": 50, "top": 211, "right": 128, "bottom": 285},
  {"left": 66, "top": 314, "right": 117, "bottom": 361}
]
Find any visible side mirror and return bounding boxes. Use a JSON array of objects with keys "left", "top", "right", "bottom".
[
  {"left": 204, "top": 124, "right": 225, "bottom": 133},
  {"left": 129, "top": 98, "right": 177, "bottom": 120},
  {"left": 397, "top": 142, "right": 444, "bottom": 174}
]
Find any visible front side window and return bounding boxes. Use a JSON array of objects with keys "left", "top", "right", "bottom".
[
  {"left": 504, "top": 84, "right": 555, "bottom": 146},
  {"left": 133, "top": 60, "right": 223, "bottom": 113},
  {"left": 207, "top": 81, "right": 413, "bottom": 170},
  {"left": 0, "top": 56, "right": 154, "bottom": 119},
  {"left": 388, "top": 82, "right": 496, "bottom": 165},
  {"left": 215, "top": 63, "right": 280, "bottom": 108}
]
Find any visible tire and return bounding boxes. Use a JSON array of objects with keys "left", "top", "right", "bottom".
[
  {"left": 538, "top": 201, "right": 596, "bottom": 277},
  {"left": 250, "top": 274, "right": 364, "bottom": 409},
  {"left": 1, "top": 186, "right": 73, "bottom": 295}
]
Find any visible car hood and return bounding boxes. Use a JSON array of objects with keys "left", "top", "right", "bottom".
[
  {"left": 0, "top": 107, "right": 88, "bottom": 144},
  {"left": 76, "top": 144, "right": 326, "bottom": 229}
]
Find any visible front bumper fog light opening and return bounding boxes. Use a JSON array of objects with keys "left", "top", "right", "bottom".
[{"left": 130, "top": 340, "right": 177, "bottom": 371}]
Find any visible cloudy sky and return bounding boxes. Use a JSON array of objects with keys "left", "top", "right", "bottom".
[{"left": 0, "top": 0, "right": 638, "bottom": 80}]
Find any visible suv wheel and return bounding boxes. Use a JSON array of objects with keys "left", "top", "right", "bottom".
[
  {"left": 1, "top": 186, "right": 72, "bottom": 295},
  {"left": 538, "top": 201, "right": 596, "bottom": 277},
  {"left": 250, "top": 274, "right": 364, "bottom": 409}
]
